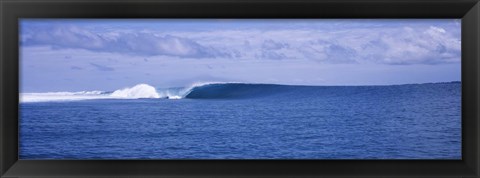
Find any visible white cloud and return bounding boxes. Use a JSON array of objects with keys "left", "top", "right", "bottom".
[
  {"left": 22, "top": 26, "right": 227, "bottom": 58},
  {"left": 21, "top": 22, "right": 460, "bottom": 65}
]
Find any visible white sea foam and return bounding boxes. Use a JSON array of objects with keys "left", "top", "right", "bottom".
[
  {"left": 20, "top": 91, "right": 112, "bottom": 103},
  {"left": 110, "top": 84, "right": 160, "bottom": 99},
  {"left": 21, "top": 84, "right": 161, "bottom": 103}
]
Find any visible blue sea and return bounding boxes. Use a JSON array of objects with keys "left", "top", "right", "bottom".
[{"left": 19, "top": 82, "right": 461, "bottom": 159}]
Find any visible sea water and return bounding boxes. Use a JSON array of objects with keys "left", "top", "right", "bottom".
[{"left": 19, "top": 82, "right": 461, "bottom": 159}]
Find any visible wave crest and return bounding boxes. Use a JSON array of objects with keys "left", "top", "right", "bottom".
[
  {"left": 111, "top": 84, "right": 160, "bottom": 99},
  {"left": 20, "top": 82, "right": 257, "bottom": 103},
  {"left": 21, "top": 84, "right": 162, "bottom": 103}
]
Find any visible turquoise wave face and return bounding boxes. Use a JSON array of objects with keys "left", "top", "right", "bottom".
[
  {"left": 185, "top": 82, "right": 461, "bottom": 99},
  {"left": 185, "top": 83, "right": 293, "bottom": 99}
]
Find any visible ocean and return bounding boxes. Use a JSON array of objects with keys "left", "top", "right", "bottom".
[{"left": 19, "top": 82, "right": 461, "bottom": 159}]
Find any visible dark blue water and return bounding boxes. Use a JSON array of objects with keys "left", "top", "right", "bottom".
[{"left": 19, "top": 82, "right": 461, "bottom": 159}]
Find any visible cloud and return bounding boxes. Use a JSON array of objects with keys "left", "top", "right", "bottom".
[
  {"left": 363, "top": 26, "right": 461, "bottom": 65},
  {"left": 297, "top": 40, "right": 357, "bottom": 63},
  {"left": 183, "top": 25, "right": 459, "bottom": 64},
  {"left": 262, "top": 40, "right": 289, "bottom": 50},
  {"left": 70, "top": 66, "right": 83, "bottom": 70},
  {"left": 90, "top": 63, "right": 114, "bottom": 71},
  {"left": 323, "top": 44, "right": 358, "bottom": 63},
  {"left": 259, "top": 50, "right": 288, "bottom": 60},
  {"left": 110, "top": 33, "right": 225, "bottom": 58},
  {"left": 21, "top": 21, "right": 460, "bottom": 65},
  {"left": 24, "top": 26, "right": 105, "bottom": 50},
  {"left": 21, "top": 26, "right": 226, "bottom": 58},
  {"left": 270, "top": 26, "right": 459, "bottom": 64},
  {"left": 257, "top": 40, "right": 290, "bottom": 60}
]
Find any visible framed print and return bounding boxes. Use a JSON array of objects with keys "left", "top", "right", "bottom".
[{"left": 1, "top": 0, "right": 479, "bottom": 177}]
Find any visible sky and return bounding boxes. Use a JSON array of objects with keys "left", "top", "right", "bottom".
[{"left": 20, "top": 19, "right": 461, "bottom": 92}]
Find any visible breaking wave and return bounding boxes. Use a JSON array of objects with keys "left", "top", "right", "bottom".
[
  {"left": 20, "top": 84, "right": 162, "bottom": 103},
  {"left": 110, "top": 84, "right": 160, "bottom": 99},
  {"left": 184, "top": 83, "right": 291, "bottom": 99},
  {"left": 19, "top": 81, "right": 461, "bottom": 103},
  {"left": 20, "top": 82, "right": 247, "bottom": 103}
]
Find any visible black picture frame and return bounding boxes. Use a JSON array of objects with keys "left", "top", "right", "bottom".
[{"left": 1, "top": 0, "right": 479, "bottom": 177}]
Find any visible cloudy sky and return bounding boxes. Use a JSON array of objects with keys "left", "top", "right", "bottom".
[{"left": 20, "top": 19, "right": 461, "bottom": 92}]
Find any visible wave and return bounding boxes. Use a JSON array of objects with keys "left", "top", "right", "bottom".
[
  {"left": 110, "top": 84, "right": 160, "bottom": 99},
  {"left": 20, "top": 82, "right": 235, "bottom": 103},
  {"left": 184, "top": 83, "right": 291, "bottom": 99},
  {"left": 21, "top": 84, "right": 161, "bottom": 103},
  {"left": 20, "top": 81, "right": 460, "bottom": 103}
]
